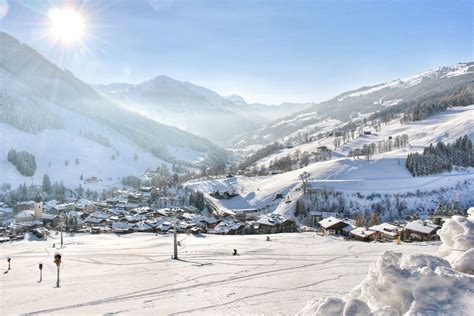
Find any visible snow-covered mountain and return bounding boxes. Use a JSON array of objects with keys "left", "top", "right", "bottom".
[
  {"left": 187, "top": 105, "right": 474, "bottom": 218},
  {"left": 0, "top": 32, "right": 224, "bottom": 188},
  {"left": 238, "top": 63, "right": 474, "bottom": 146},
  {"left": 94, "top": 78, "right": 310, "bottom": 143}
]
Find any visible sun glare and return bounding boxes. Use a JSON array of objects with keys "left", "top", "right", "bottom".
[{"left": 49, "top": 8, "right": 85, "bottom": 44}]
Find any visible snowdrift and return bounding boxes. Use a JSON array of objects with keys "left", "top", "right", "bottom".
[{"left": 298, "top": 210, "right": 474, "bottom": 316}]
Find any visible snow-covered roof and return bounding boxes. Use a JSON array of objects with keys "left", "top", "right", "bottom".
[
  {"left": 370, "top": 223, "right": 399, "bottom": 236},
  {"left": 15, "top": 210, "right": 34, "bottom": 218},
  {"left": 309, "top": 211, "right": 337, "bottom": 218},
  {"left": 405, "top": 220, "right": 439, "bottom": 234},
  {"left": 111, "top": 222, "right": 133, "bottom": 230},
  {"left": 42, "top": 214, "right": 59, "bottom": 220},
  {"left": 89, "top": 211, "right": 110, "bottom": 219},
  {"left": 257, "top": 214, "right": 291, "bottom": 226},
  {"left": 84, "top": 216, "right": 107, "bottom": 224},
  {"left": 342, "top": 224, "right": 355, "bottom": 233},
  {"left": 319, "top": 217, "right": 343, "bottom": 229},
  {"left": 350, "top": 227, "right": 376, "bottom": 238},
  {"left": 233, "top": 208, "right": 259, "bottom": 213}
]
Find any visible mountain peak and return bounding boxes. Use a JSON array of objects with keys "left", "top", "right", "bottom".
[{"left": 225, "top": 94, "right": 248, "bottom": 106}]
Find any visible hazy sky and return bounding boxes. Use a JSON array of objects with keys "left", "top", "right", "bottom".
[{"left": 1, "top": 0, "right": 472, "bottom": 104}]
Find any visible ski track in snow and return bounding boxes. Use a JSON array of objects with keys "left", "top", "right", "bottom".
[{"left": 0, "top": 233, "right": 439, "bottom": 315}]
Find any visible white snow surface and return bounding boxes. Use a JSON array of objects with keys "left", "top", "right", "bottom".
[
  {"left": 299, "top": 212, "right": 474, "bottom": 316},
  {"left": 437, "top": 208, "right": 474, "bottom": 274},
  {"left": 0, "top": 233, "right": 439, "bottom": 315}
]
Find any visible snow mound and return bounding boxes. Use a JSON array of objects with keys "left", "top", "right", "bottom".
[
  {"left": 437, "top": 208, "right": 474, "bottom": 274},
  {"left": 299, "top": 211, "right": 474, "bottom": 316}
]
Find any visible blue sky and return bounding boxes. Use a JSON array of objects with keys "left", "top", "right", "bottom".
[{"left": 1, "top": 0, "right": 472, "bottom": 104}]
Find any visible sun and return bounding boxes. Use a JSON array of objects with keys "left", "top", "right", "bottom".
[{"left": 49, "top": 8, "right": 85, "bottom": 44}]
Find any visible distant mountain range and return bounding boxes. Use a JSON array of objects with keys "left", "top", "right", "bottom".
[
  {"left": 0, "top": 31, "right": 227, "bottom": 188},
  {"left": 237, "top": 62, "right": 474, "bottom": 146},
  {"left": 93, "top": 78, "right": 311, "bottom": 143}
]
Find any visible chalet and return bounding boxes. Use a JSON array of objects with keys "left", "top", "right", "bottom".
[
  {"left": 42, "top": 213, "right": 60, "bottom": 228},
  {"left": 234, "top": 208, "right": 261, "bottom": 221},
  {"left": 126, "top": 193, "right": 143, "bottom": 204},
  {"left": 198, "top": 216, "right": 219, "bottom": 229},
  {"left": 111, "top": 222, "right": 133, "bottom": 234},
  {"left": 84, "top": 211, "right": 110, "bottom": 226},
  {"left": 210, "top": 190, "right": 239, "bottom": 200},
  {"left": 310, "top": 211, "right": 338, "bottom": 226},
  {"left": 15, "top": 201, "right": 35, "bottom": 212},
  {"left": 349, "top": 227, "right": 376, "bottom": 242},
  {"left": 403, "top": 220, "right": 440, "bottom": 241},
  {"left": 318, "top": 217, "right": 348, "bottom": 235},
  {"left": 85, "top": 176, "right": 98, "bottom": 183},
  {"left": 341, "top": 223, "right": 355, "bottom": 237},
  {"left": 209, "top": 219, "right": 244, "bottom": 235},
  {"left": 14, "top": 210, "right": 35, "bottom": 223},
  {"left": 256, "top": 215, "right": 295, "bottom": 234},
  {"left": 370, "top": 223, "right": 399, "bottom": 241}
]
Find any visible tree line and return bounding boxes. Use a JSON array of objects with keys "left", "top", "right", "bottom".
[
  {"left": 348, "top": 134, "right": 409, "bottom": 160},
  {"left": 7, "top": 149, "right": 37, "bottom": 177},
  {"left": 238, "top": 142, "right": 284, "bottom": 171},
  {"left": 80, "top": 130, "right": 111, "bottom": 147},
  {"left": 406, "top": 135, "right": 474, "bottom": 176}
]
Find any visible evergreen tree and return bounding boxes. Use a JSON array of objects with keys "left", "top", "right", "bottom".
[{"left": 42, "top": 174, "right": 51, "bottom": 193}]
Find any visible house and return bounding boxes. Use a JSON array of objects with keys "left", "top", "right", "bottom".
[
  {"left": 209, "top": 219, "right": 244, "bottom": 235},
  {"left": 349, "top": 227, "right": 376, "bottom": 242},
  {"left": 256, "top": 215, "right": 296, "bottom": 234},
  {"left": 14, "top": 210, "right": 35, "bottom": 223},
  {"left": 234, "top": 208, "right": 261, "bottom": 221},
  {"left": 15, "top": 201, "right": 35, "bottom": 212},
  {"left": 42, "top": 213, "right": 60, "bottom": 228},
  {"left": 341, "top": 223, "right": 355, "bottom": 237},
  {"left": 403, "top": 220, "right": 440, "bottom": 241},
  {"left": 111, "top": 222, "right": 133, "bottom": 234},
  {"left": 310, "top": 211, "right": 338, "bottom": 226},
  {"left": 85, "top": 176, "right": 98, "bottom": 183},
  {"left": 318, "top": 217, "right": 348, "bottom": 235},
  {"left": 369, "top": 223, "right": 399, "bottom": 241}
]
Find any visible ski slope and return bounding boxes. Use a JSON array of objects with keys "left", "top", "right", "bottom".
[
  {"left": 0, "top": 233, "right": 438, "bottom": 315},
  {"left": 0, "top": 100, "right": 209, "bottom": 190},
  {"left": 252, "top": 105, "right": 474, "bottom": 169},
  {"left": 187, "top": 106, "right": 474, "bottom": 214}
]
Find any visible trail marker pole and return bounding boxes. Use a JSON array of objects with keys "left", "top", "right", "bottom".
[
  {"left": 38, "top": 263, "right": 43, "bottom": 282},
  {"left": 173, "top": 221, "right": 178, "bottom": 260},
  {"left": 60, "top": 216, "right": 64, "bottom": 249},
  {"left": 54, "top": 253, "right": 62, "bottom": 288}
]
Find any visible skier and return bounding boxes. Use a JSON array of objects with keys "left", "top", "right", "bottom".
[
  {"left": 233, "top": 249, "right": 238, "bottom": 256},
  {"left": 7, "top": 257, "right": 11, "bottom": 270},
  {"left": 266, "top": 236, "right": 271, "bottom": 241}
]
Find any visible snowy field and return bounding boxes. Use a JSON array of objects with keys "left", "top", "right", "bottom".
[{"left": 0, "top": 233, "right": 439, "bottom": 315}]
